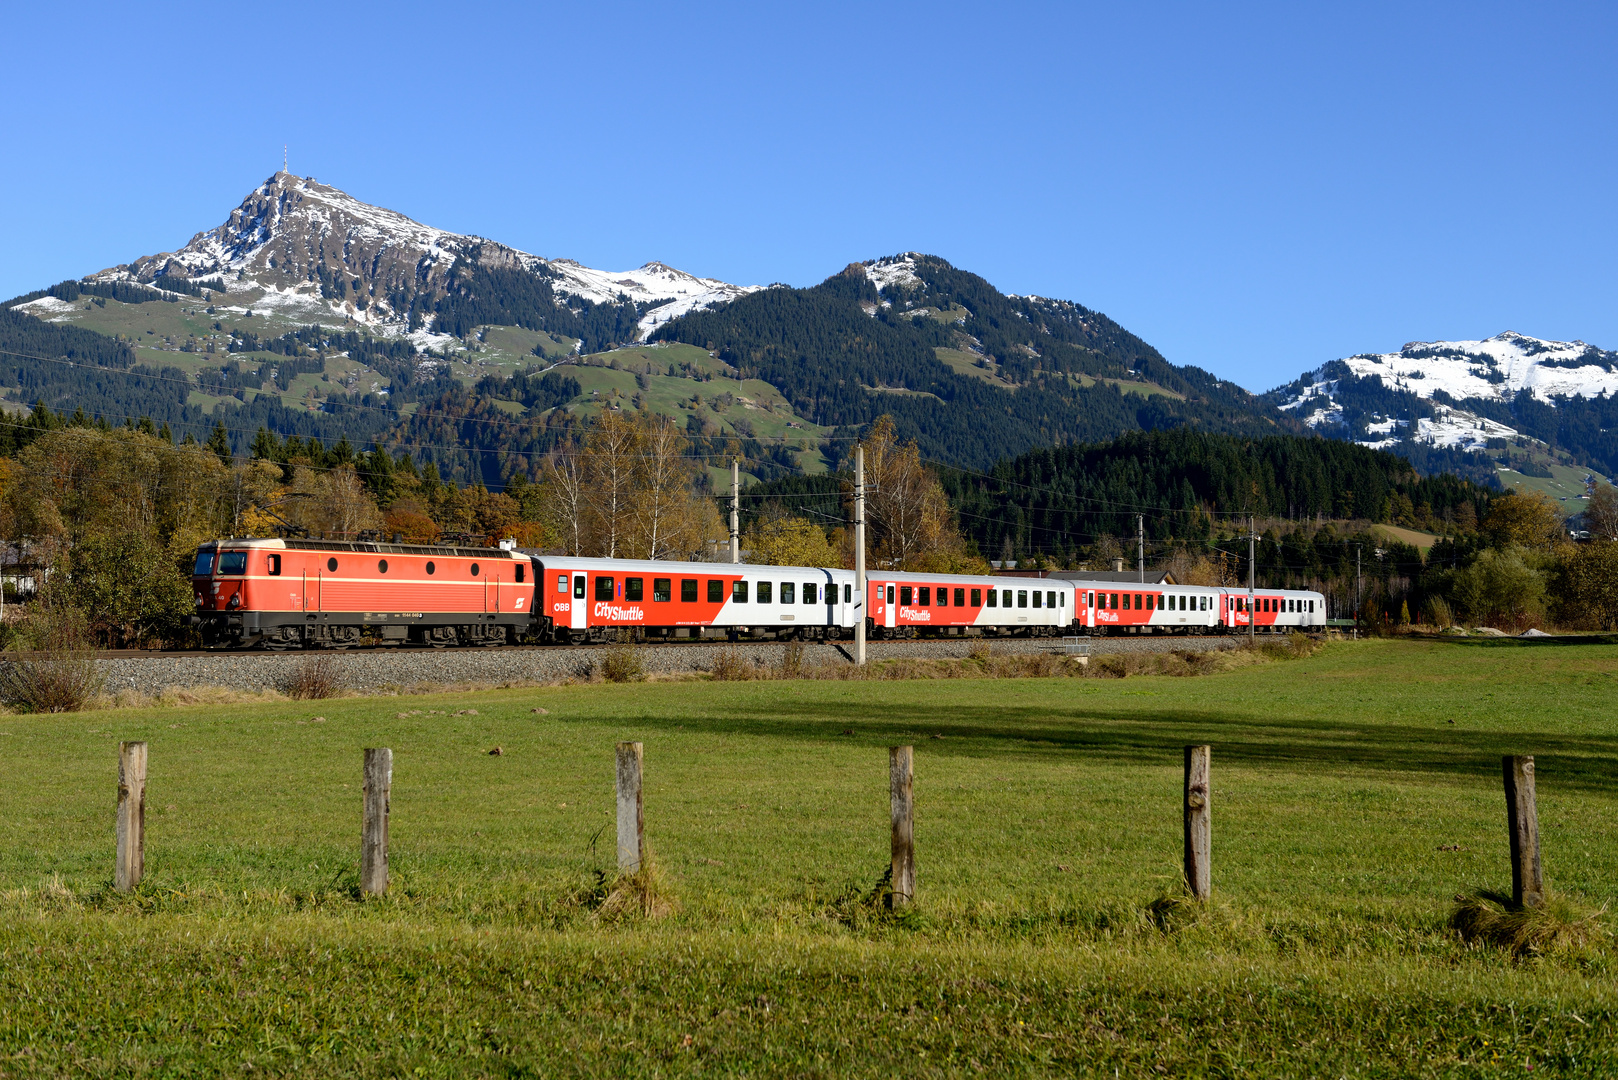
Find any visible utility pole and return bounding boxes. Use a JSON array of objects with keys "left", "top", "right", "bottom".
[
  {"left": 1247, "top": 515, "right": 1257, "bottom": 644},
  {"left": 730, "top": 461, "right": 740, "bottom": 564},
  {"left": 1355, "top": 544, "right": 1362, "bottom": 640},
  {"left": 854, "top": 444, "right": 867, "bottom": 666},
  {"left": 1137, "top": 514, "right": 1145, "bottom": 584}
]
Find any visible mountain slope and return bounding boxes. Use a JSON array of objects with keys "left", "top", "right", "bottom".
[
  {"left": 650, "top": 253, "right": 1295, "bottom": 469},
  {"left": 1267, "top": 332, "right": 1618, "bottom": 478}
]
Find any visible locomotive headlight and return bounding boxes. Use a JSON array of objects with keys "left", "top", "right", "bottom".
[{"left": 228, "top": 593, "right": 242, "bottom": 609}]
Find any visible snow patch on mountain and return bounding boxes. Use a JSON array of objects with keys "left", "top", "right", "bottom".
[
  {"left": 865, "top": 253, "right": 921, "bottom": 292},
  {"left": 546, "top": 259, "right": 763, "bottom": 337},
  {"left": 1332, "top": 331, "right": 1618, "bottom": 406}
]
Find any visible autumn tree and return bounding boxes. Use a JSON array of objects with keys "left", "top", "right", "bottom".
[
  {"left": 858, "top": 415, "right": 978, "bottom": 572},
  {"left": 1585, "top": 481, "right": 1618, "bottom": 541},
  {"left": 1483, "top": 491, "right": 1566, "bottom": 551},
  {"left": 743, "top": 514, "right": 838, "bottom": 567}
]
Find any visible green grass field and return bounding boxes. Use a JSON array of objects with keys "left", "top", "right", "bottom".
[{"left": 2, "top": 639, "right": 1616, "bottom": 1075}]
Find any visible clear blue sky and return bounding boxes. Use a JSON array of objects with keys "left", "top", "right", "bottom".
[{"left": 3, "top": 2, "right": 1613, "bottom": 392}]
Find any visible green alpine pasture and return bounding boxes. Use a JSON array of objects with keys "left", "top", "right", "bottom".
[{"left": 2, "top": 638, "right": 1616, "bottom": 1076}]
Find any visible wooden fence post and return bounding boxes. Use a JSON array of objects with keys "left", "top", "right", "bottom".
[
  {"left": 361, "top": 748, "right": 392, "bottom": 896},
  {"left": 889, "top": 745, "right": 914, "bottom": 908},
  {"left": 1503, "top": 755, "right": 1543, "bottom": 909},
  {"left": 1183, "top": 744, "right": 1211, "bottom": 901},
  {"left": 115, "top": 741, "right": 147, "bottom": 892},
  {"left": 616, "top": 741, "right": 644, "bottom": 873}
]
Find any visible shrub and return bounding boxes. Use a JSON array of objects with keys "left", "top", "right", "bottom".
[
  {"left": 708, "top": 648, "right": 754, "bottom": 681},
  {"left": 778, "top": 641, "right": 805, "bottom": 679},
  {"left": 285, "top": 654, "right": 341, "bottom": 700},
  {"left": 600, "top": 645, "right": 643, "bottom": 683},
  {"left": 0, "top": 605, "right": 103, "bottom": 713}
]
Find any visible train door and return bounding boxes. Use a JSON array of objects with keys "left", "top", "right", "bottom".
[
  {"left": 884, "top": 583, "right": 896, "bottom": 629},
  {"left": 571, "top": 574, "right": 587, "bottom": 630}
]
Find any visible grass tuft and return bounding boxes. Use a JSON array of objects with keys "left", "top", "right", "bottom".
[{"left": 1449, "top": 892, "right": 1608, "bottom": 956}]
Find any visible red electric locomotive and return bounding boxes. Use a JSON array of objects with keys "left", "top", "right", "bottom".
[{"left": 192, "top": 537, "right": 533, "bottom": 649}]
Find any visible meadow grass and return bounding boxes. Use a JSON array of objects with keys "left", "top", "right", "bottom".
[{"left": 1, "top": 638, "right": 1616, "bottom": 1076}]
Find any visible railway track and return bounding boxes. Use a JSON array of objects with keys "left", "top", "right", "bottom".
[{"left": 76, "top": 633, "right": 1240, "bottom": 660}]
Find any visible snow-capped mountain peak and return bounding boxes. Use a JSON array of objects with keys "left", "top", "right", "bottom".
[
  {"left": 1270, "top": 331, "right": 1618, "bottom": 454},
  {"left": 82, "top": 173, "right": 756, "bottom": 341}
]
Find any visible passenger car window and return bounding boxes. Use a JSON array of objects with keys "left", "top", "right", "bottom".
[
  {"left": 219, "top": 551, "right": 248, "bottom": 575},
  {"left": 1050, "top": 592, "right": 1057, "bottom": 608},
  {"left": 919, "top": 587, "right": 930, "bottom": 606},
  {"left": 971, "top": 588, "right": 981, "bottom": 606},
  {"left": 733, "top": 580, "right": 749, "bottom": 603},
  {"left": 683, "top": 579, "right": 699, "bottom": 602},
  {"left": 844, "top": 584, "right": 851, "bottom": 602},
  {"left": 1002, "top": 590, "right": 1012, "bottom": 607},
  {"left": 653, "top": 578, "right": 671, "bottom": 602},
  {"left": 804, "top": 583, "right": 817, "bottom": 604},
  {"left": 766, "top": 582, "right": 780, "bottom": 604},
  {"left": 626, "top": 577, "right": 644, "bottom": 601},
  {"left": 558, "top": 574, "right": 569, "bottom": 594},
  {"left": 954, "top": 588, "right": 965, "bottom": 606},
  {"left": 595, "top": 576, "right": 614, "bottom": 602},
  {"left": 1031, "top": 591, "right": 1041, "bottom": 608},
  {"left": 707, "top": 579, "right": 722, "bottom": 602},
  {"left": 900, "top": 586, "right": 913, "bottom": 606},
  {"left": 1017, "top": 590, "right": 1028, "bottom": 608}
]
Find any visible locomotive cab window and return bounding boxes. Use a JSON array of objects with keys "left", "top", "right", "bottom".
[
  {"left": 595, "top": 576, "right": 614, "bottom": 602},
  {"left": 266, "top": 553, "right": 281, "bottom": 576},
  {"left": 653, "top": 578, "right": 671, "bottom": 602},
  {"left": 193, "top": 551, "right": 215, "bottom": 577},
  {"left": 515, "top": 565, "right": 524, "bottom": 583},
  {"left": 625, "top": 577, "right": 644, "bottom": 601},
  {"left": 219, "top": 551, "right": 247, "bottom": 575}
]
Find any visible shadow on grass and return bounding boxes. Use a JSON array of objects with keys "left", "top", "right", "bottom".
[{"left": 610, "top": 700, "right": 1618, "bottom": 795}]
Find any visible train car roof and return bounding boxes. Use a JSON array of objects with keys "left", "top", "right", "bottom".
[
  {"left": 526, "top": 554, "right": 855, "bottom": 576},
  {"left": 201, "top": 537, "right": 515, "bottom": 559}
]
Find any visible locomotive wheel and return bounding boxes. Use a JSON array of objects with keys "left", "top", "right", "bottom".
[{"left": 568, "top": 630, "right": 589, "bottom": 646}]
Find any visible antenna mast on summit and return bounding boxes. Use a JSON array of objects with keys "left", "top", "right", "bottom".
[{"left": 283, "top": 145, "right": 288, "bottom": 173}]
